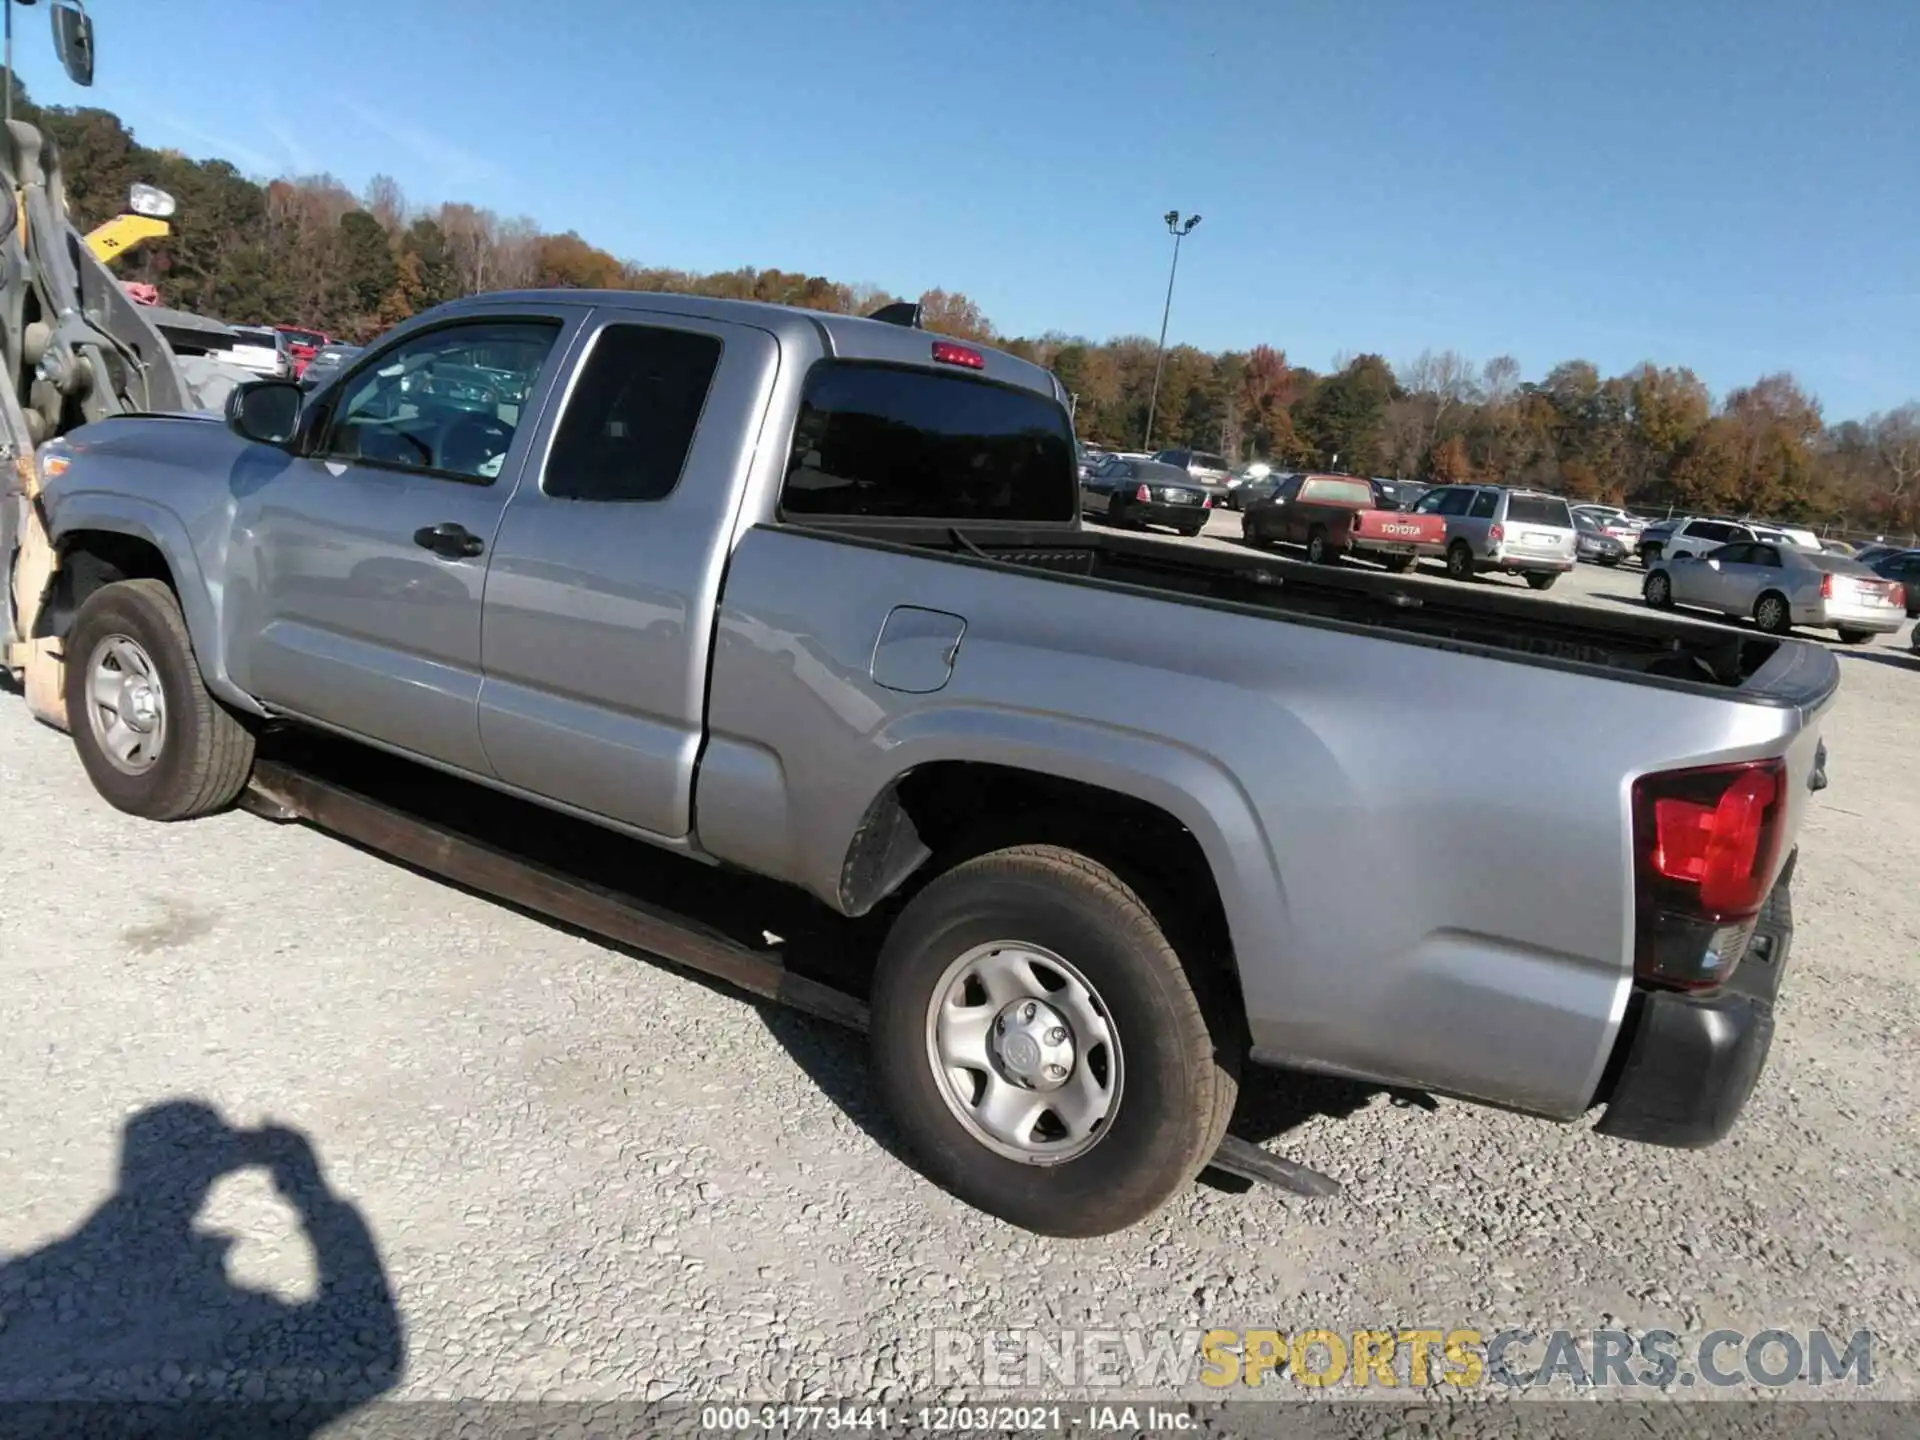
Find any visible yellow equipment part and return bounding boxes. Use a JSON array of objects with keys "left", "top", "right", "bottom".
[{"left": 84, "top": 212, "right": 170, "bottom": 264}]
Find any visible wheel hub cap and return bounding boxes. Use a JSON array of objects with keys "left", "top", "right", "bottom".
[
  {"left": 121, "top": 680, "right": 159, "bottom": 732},
  {"left": 992, "top": 998, "right": 1075, "bottom": 1091}
]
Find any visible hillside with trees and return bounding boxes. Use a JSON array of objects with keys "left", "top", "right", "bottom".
[{"left": 22, "top": 90, "right": 1919, "bottom": 534}]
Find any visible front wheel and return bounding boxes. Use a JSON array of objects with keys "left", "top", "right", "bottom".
[
  {"left": 1445, "top": 541, "right": 1476, "bottom": 581},
  {"left": 64, "top": 579, "right": 256, "bottom": 821},
  {"left": 1524, "top": 571, "right": 1560, "bottom": 592},
  {"left": 1834, "top": 628, "right": 1876, "bottom": 645},
  {"left": 869, "top": 845, "right": 1240, "bottom": 1238}
]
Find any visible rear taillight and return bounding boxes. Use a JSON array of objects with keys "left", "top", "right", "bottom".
[
  {"left": 1820, "top": 573, "right": 1834, "bottom": 600},
  {"left": 1136, "top": 484, "right": 1152, "bottom": 503},
  {"left": 1488, "top": 523, "right": 1504, "bottom": 544},
  {"left": 1631, "top": 759, "right": 1788, "bottom": 989},
  {"left": 1202, "top": 495, "right": 1212, "bottom": 509}
]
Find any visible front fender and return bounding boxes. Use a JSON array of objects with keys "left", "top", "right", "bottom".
[{"left": 42, "top": 489, "right": 258, "bottom": 713}]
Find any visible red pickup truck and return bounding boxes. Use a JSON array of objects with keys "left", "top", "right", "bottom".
[{"left": 1240, "top": 473, "right": 1448, "bottom": 572}]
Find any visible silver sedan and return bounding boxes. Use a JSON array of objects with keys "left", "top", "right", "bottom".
[{"left": 1642, "top": 539, "right": 1907, "bottom": 643}]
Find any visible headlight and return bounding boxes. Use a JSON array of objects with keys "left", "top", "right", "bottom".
[{"left": 129, "top": 183, "right": 177, "bottom": 219}]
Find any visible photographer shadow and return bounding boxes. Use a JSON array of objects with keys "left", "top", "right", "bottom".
[{"left": 0, "top": 1100, "right": 404, "bottom": 1438}]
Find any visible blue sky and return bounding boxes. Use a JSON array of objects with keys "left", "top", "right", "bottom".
[{"left": 19, "top": 0, "right": 1919, "bottom": 418}]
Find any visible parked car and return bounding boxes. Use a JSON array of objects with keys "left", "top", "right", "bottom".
[
  {"left": 1408, "top": 484, "right": 1578, "bottom": 590},
  {"left": 1639, "top": 516, "right": 1779, "bottom": 565},
  {"left": 298, "top": 342, "right": 361, "bottom": 392},
  {"left": 1865, "top": 549, "right": 1920, "bottom": 616},
  {"left": 274, "top": 325, "right": 332, "bottom": 379},
  {"left": 27, "top": 288, "right": 1835, "bottom": 1239},
  {"left": 1821, "top": 539, "right": 1858, "bottom": 557},
  {"left": 221, "top": 324, "right": 294, "bottom": 379},
  {"left": 1150, "top": 448, "right": 1233, "bottom": 504},
  {"left": 1231, "top": 469, "right": 1298, "bottom": 509},
  {"left": 1644, "top": 540, "right": 1906, "bottom": 642},
  {"left": 1241, "top": 472, "right": 1447, "bottom": 571},
  {"left": 1573, "top": 510, "right": 1629, "bottom": 566},
  {"left": 1080, "top": 457, "right": 1212, "bottom": 536},
  {"left": 1850, "top": 542, "right": 1900, "bottom": 566},
  {"left": 1745, "top": 520, "right": 1823, "bottom": 551},
  {"left": 1223, "top": 461, "right": 1272, "bottom": 510},
  {"left": 1573, "top": 504, "right": 1646, "bottom": 534},
  {"left": 1369, "top": 478, "right": 1428, "bottom": 512}
]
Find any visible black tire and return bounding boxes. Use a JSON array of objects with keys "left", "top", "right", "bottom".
[
  {"left": 1524, "top": 571, "right": 1560, "bottom": 592},
  {"left": 869, "top": 844, "right": 1240, "bottom": 1238},
  {"left": 1644, "top": 571, "right": 1673, "bottom": 610},
  {"left": 1445, "top": 541, "right": 1476, "bottom": 581},
  {"left": 65, "top": 578, "right": 255, "bottom": 821},
  {"left": 1305, "top": 526, "right": 1336, "bottom": 565},
  {"left": 1754, "top": 591, "right": 1792, "bottom": 636},
  {"left": 1834, "top": 628, "right": 1875, "bottom": 645},
  {"left": 1179, "top": 523, "right": 1206, "bottom": 538},
  {"left": 1240, "top": 516, "right": 1267, "bottom": 549},
  {"left": 1641, "top": 542, "right": 1663, "bottom": 564},
  {"left": 1381, "top": 554, "right": 1416, "bottom": 574},
  {"left": 1105, "top": 497, "right": 1136, "bottom": 530}
]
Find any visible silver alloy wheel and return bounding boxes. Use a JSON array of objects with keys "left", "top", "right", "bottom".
[
  {"left": 1646, "top": 573, "right": 1669, "bottom": 606},
  {"left": 83, "top": 633, "right": 168, "bottom": 775},
  {"left": 924, "top": 941, "right": 1123, "bottom": 1165},
  {"left": 1757, "top": 595, "right": 1787, "bottom": 633}
]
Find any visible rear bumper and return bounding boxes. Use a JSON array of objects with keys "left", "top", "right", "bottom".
[
  {"left": 1127, "top": 500, "right": 1210, "bottom": 528},
  {"left": 1483, "top": 555, "right": 1575, "bottom": 574},
  {"left": 1804, "top": 601, "right": 1904, "bottom": 633},
  {"left": 1595, "top": 860, "right": 1795, "bottom": 1148}
]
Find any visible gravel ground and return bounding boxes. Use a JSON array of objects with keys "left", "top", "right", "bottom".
[{"left": 2, "top": 529, "right": 1917, "bottom": 1424}]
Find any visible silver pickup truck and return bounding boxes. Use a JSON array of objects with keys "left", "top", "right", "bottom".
[{"left": 10, "top": 291, "right": 1837, "bottom": 1236}]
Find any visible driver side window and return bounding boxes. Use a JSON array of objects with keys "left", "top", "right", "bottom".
[{"left": 322, "top": 319, "right": 562, "bottom": 484}]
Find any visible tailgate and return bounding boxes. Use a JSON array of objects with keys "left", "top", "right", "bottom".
[{"left": 1352, "top": 508, "right": 1445, "bottom": 546}]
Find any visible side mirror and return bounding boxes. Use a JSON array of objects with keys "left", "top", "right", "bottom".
[
  {"left": 51, "top": 1, "right": 95, "bottom": 88},
  {"left": 226, "top": 379, "right": 303, "bottom": 446}
]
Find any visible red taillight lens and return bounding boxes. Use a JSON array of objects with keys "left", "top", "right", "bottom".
[
  {"left": 1202, "top": 495, "right": 1212, "bottom": 509},
  {"left": 1488, "top": 523, "right": 1504, "bottom": 544},
  {"left": 1632, "top": 758, "right": 1789, "bottom": 989},
  {"left": 1136, "top": 484, "right": 1152, "bottom": 503},
  {"left": 1820, "top": 572, "right": 1834, "bottom": 600},
  {"left": 931, "top": 340, "right": 985, "bottom": 369}
]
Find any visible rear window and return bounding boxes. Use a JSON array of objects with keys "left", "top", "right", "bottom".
[
  {"left": 1506, "top": 495, "right": 1573, "bottom": 528},
  {"left": 1301, "top": 478, "right": 1374, "bottom": 506},
  {"left": 1191, "top": 453, "right": 1230, "bottom": 471},
  {"left": 780, "top": 362, "right": 1075, "bottom": 522},
  {"left": 1806, "top": 553, "right": 1876, "bottom": 577},
  {"left": 281, "top": 329, "right": 326, "bottom": 348}
]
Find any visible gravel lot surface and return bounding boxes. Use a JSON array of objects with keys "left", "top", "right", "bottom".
[{"left": 2, "top": 519, "right": 1916, "bottom": 1423}]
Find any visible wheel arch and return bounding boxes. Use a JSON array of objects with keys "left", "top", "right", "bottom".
[{"left": 39, "top": 498, "right": 259, "bottom": 713}]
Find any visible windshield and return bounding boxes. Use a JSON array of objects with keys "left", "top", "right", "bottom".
[{"left": 781, "top": 362, "right": 1075, "bottom": 522}]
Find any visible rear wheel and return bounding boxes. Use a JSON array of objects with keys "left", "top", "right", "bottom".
[
  {"left": 1105, "top": 496, "right": 1136, "bottom": 530},
  {"left": 869, "top": 845, "right": 1240, "bottom": 1238},
  {"left": 1381, "top": 554, "right": 1416, "bottom": 574},
  {"left": 1445, "top": 541, "right": 1476, "bottom": 581},
  {"left": 1835, "top": 628, "right": 1876, "bottom": 645},
  {"left": 1305, "top": 526, "right": 1337, "bottom": 565},
  {"left": 1754, "top": 591, "right": 1792, "bottom": 636},
  {"left": 1641, "top": 542, "right": 1663, "bottom": 564},
  {"left": 1240, "top": 514, "right": 1267, "bottom": 548},
  {"left": 64, "top": 579, "right": 255, "bottom": 821},
  {"left": 1643, "top": 571, "right": 1673, "bottom": 609},
  {"left": 1179, "top": 521, "right": 1206, "bottom": 538},
  {"left": 1524, "top": 571, "right": 1560, "bottom": 592}
]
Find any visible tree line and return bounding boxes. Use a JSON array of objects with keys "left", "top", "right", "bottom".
[{"left": 21, "top": 90, "right": 1919, "bottom": 533}]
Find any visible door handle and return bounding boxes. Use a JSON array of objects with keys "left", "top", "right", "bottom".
[{"left": 413, "top": 522, "right": 484, "bottom": 558}]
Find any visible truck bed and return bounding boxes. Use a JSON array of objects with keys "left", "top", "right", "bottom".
[{"left": 786, "top": 522, "right": 1840, "bottom": 712}]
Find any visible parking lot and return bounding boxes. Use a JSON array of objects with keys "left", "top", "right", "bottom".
[{"left": 2, "top": 517, "right": 1917, "bottom": 1408}]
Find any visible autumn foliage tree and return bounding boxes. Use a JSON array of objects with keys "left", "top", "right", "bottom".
[{"left": 10, "top": 84, "right": 1917, "bottom": 536}]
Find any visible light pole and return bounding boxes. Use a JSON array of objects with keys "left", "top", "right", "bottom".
[{"left": 1143, "top": 209, "right": 1200, "bottom": 451}]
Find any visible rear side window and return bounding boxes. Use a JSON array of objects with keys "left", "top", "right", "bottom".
[
  {"left": 1507, "top": 495, "right": 1572, "bottom": 527},
  {"left": 1468, "top": 490, "right": 1499, "bottom": 518},
  {"left": 781, "top": 362, "right": 1075, "bottom": 522},
  {"left": 1193, "top": 453, "right": 1230, "bottom": 471},
  {"left": 545, "top": 323, "right": 723, "bottom": 502},
  {"left": 1689, "top": 520, "right": 1734, "bottom": 543}
]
